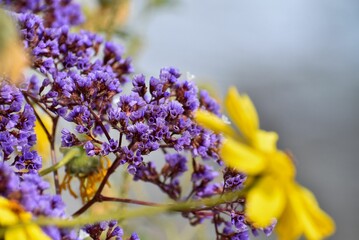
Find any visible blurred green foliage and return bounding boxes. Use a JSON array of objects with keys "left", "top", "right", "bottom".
[
  {"left": 0, "top": 9, "right": 28, "bottom": 83},
  {"left": 0, "top": 10, "right": 17, "bottom": 54}
]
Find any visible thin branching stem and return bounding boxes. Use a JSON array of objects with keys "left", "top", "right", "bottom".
[
  {"left": 50, "top": 116, "right": 61, "bottom": 194},
  {"left": 33, "top": 189, "right": 247, "bottom": 228},
  {"left": 72, "top": 156, "right": 123, "bottom": 216}
]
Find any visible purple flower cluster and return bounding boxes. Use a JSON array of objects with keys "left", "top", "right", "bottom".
[
  {"left": 0, "top": 163, "right": 77, "bottom": 239},
  {"left": 216, "top": 212, "right": 252, "bottom": 240},
  {"left": 83, "top": 220, "right": 122, "bottom": 240},
  {"left": 224, "top": 168, "right": 247, "bottom": 192},
  {"left": 184, "top": 202, "right": 276, "bottom": 240},
  {"left": 1, "top": 0, "right": 84, "bottom": 27},
  {"left": 83, "top": 220, "right": 140, "bottom": 240},
  {"left": 199, "top": 90, "right": 221, "bottom": 116},
  {"left": 50, "top": 67, "right": 221, "bottom": 184},
  {"left": 128, "top": 233, "right": 140, "bottom": 240},
  {"left": 14, "top": 11, "right": 133, "bottom": 117},
  {"left": 191, "top": 163, "right": 221, "bottom": 199},
  {"left": 251, "top": 220, "right": 277, "bottom": 238},
  {"left": 134, "top": 153, "right": 188, "bottom": 200},
  {"left": 0, "top": 82, "right": 42, "bottom": 171},
  {"left": 182, "top": 165, "right": 277, "bottom": 240}
]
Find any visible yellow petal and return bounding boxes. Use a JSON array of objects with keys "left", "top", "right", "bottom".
[
  {"left": 276, "top": 198, "right": 303, "bottom": 240},
  {"left": 34, "top": 112, "right": 52, "bottom": 161},
  {"left": 0, "top": 208, "right": 18, "bottom": 226},
  {"left": 284, "top": 183, "right": 335, "bottom": 240},
  {"left": 5, "top": 224, "right": 50, "bottom": 240},
  {"left": 267, "top": 151, "right": 296, "bottom": 180},
  {"left": 296, "top": 185, "right": 335, "bottom": 240},
  {"left": 24, "top": 224, "right": 51, "bottom": 240},
  {"left": 221, "top": 137, "right": 266, "bottom": 175},
  {"left": 246, "top": 175, "right": 286, "bottom": 227},
  {"left": 5, "top": 226, "right": 28, "bottom": 240},
  {"left": 225, "top": 87, "right": 259, "bottom": 141},
  {"left": 195, "top": 109, "right": 236, "bottom": 138},
  {"left": 0, "top": 197, "right": 50, "bottom": 240},
  {"left": 19, "top": 211, "right": 32, "bottom": 222},
  {"left": 252, "top": 130, "right": 278, "bottom": 152},
  {"left": 0, "top": 197, "right": 8, "bottom": 205},
  {"left": 0, "top": 198, "right": 18, "bottom": 226}
]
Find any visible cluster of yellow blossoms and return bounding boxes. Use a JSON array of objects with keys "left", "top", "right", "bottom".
[{"left": 195, "top": 87, "right": 335, "bottom": 239}]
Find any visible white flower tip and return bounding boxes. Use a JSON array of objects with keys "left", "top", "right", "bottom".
[
  {"left": 78, "top": 230, "right": 90, "bottom": 240},
  {"left": 221, "top": 115, "right": 231, "bottom": 124},
  {"left": 186, "top": 72, "right": 196, "bottom": 81}
]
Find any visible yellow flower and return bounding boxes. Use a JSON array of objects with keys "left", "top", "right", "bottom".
[
  {"left": 276, "top": 183, "right": 335, "bottom": 240},
  {"left": 33, "top": 111, "right": 52, "bottom": 161},
  {"left": 195, "top": 87, "right": 335, "bottom": 239},
  {"left": 0, "top": 197, "right": 50, "bottom": 240}
]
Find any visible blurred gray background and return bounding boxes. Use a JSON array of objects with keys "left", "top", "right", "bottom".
[{"left": 128, "top": 0, "right": 359, "bottom": 239}]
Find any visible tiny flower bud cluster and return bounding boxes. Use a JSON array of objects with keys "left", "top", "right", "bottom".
[
  {"left": 0, "top": 82, "right": 41, "bottom": 171},
  {"left": 1, "top": 0, "right": 84, "bottom": 27},
  {"left": 83, "top": 220, "right": 137, "bottom": 240}
]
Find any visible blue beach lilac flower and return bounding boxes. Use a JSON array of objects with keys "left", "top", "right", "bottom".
[
  {"left": 2, "top": 0, "right": 84, "bottom": 27},
  {"left": 83, "top": 220, "right": 125, "bottom": 240},
  {"left": 199, "top": 90, "right": 221, "bottom": 116},
  {"left": 224, "top": 169, "right": 247, "bottom": 192},
  {"left": 129, "top": 232, "right": 140, "bottom": 240},
  {"left": 0, "top": 83, "right": 42, "bottom": 171}
]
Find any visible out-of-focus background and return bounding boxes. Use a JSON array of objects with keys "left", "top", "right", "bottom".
[
  {"left": 127, "top": 0, "right": 358, "bottom": 239},
  {"left": 81, "top": 0, "right": 359, "bottom": 238}
]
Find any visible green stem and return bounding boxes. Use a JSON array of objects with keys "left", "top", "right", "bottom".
[
  {"left": 50, "top": 116, "right": 61, "bottom": 195},
  {"left": 118, "top": 170, "right": 131, "bottom": 209},
  {"left": 39, "top": 148, "right": 80, "bottom": 176},
  {"left": 31, "top": 189, "right": 246, "bottom": 228}
]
